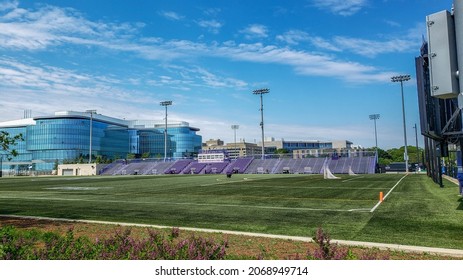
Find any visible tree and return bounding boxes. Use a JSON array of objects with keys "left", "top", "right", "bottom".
[
  {"left": 0, "top": 131, "right": 24, "bottom": 160},
  {"left": 275, "top": 148, "right": 289, "bottom": 154}
]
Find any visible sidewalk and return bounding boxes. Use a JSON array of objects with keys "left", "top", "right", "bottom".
[{"left": 2, "top": 214, "right": 463, "bottom": 258}]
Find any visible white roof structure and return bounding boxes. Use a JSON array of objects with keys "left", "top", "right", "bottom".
[{"left": 0, "top": 118, "right": 36, "bottom": 128}]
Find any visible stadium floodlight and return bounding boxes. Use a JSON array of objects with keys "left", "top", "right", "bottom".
[
  {"left": 85, "top": 110, "right": 97, "bottom": 164},
  {"left": 252, "top": 88, "right": 269, "bottom": 160},
  {"left": 391, "top": 74, "right": 411, "bottom": 173},
  {"left": 231, "top": 125, "right": 239, "bottom": 159},
  {"left": 160, "top": 101, "right": 172, "bottom": 162},
  {"left": 369, "top": 114, "right": 380, "bottom": 164}
]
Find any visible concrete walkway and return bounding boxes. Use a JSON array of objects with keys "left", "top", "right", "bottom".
[{"left": 2, "top": 214, "right": 463, "bottom": 258}]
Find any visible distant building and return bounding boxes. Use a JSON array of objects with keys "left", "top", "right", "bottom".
[
  {"left": 259, "top": 138, "right": 353, "bottom": 158},
  {"left": 202, "top": 139, "right": 261, "bottom": 158},
  {"left": 0, "top": 111, "right": 202, "bottom": 173},
  {"left": 202, "top": 138, "right": 356, "bottom": 159}
]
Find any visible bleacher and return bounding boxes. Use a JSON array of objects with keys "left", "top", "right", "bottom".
[
  {"left": 245, "top": 159, "right": 279, "bottom": 174},
  {"left": 99, "top": 156, "right": 377, "bottom": 176},
  {"left": 183, "top": 162, "right": 207, "bottom": 174},
  {"left": 204, "top": 162, "right": 230, "bottom": 174},
  {"left": 225, "top": 158, "right": 254, "bottom": 174},
  {"left": 164, "top": 159, "right": 194, "bottom": 174}
]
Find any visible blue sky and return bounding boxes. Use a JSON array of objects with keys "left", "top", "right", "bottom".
[{"left": 0, "top": 0, "right": 453, "bottom": 149}]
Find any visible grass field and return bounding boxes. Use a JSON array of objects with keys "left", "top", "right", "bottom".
[{"left": 0, "top": 173, "right": 462, "bottom": 249}]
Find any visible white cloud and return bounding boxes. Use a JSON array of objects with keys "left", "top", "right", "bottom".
[
  {"left": 212, "top": 42, "right": 392, "bottom": 83},
  {"left": 332, "top": 36, "right": 417, "bottom": 57},
  {"left": 276, "top": 30, "right": 310, "bottom": 45},
  {"left": 0, "top": 4, "right": 140, "bottom": 50},
  {"left": 239, "top": 24, "right": 268, "bottom": 39},
  {"left": 0, "top": 57, "right": 140, "bottom": 103},
  {"left": 153, "top": 64, "right": 248, "bottom": 90},
  {"left": 311, "top": 0, "right": 368, "bottom": 16},
  {"left": 0, "top": 0, "right": 17, "bottom": 11},
  {"left": 202, "top": 8, "right": 221, "bottom": 17},
  {"left": 384, "top": 20, "right": 401, "bottom": 27},
  {"left": 307, "top": 25, "right": 422, "bottom": 58},
  {"left": 197, "top": 19, "right": 223, "bottom": 34},
  {"left": 309, "top": 36, "right": 342, "bottom": 52},
  {"left": 158, "top": 10, "right": 184, "bottom": 21},
  {"left": 0, "top": 2, "right": 407, "bottom": 86}
]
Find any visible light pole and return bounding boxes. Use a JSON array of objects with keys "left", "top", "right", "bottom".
[
  {"left": 369, "top": 114, "right": 380, "bottom": 163},
  {"left": 86, "top": 110, "right": 97, "bottom": 164},
  {"left": 231, "top": 125, "right": 239, "bottom": 158},
  {"left": 252, "top": 88, "right": 269, "bottom": 160},
  {"left": 160, "top": 101, "right": 172, "bottom": 162},
  {"left": 413, "top": 123, "right": 420, "bottom": 165},
  {"left": 391, "top": 74, "right": 411, "bottom": 173}
]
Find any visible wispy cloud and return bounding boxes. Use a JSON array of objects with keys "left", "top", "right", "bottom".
[
  {"left": 309, "top": 36, "right": 342, "bottom": 52},
  {"left": 153, "top": 64, "right": 248, "bottom": 90},
  {"left": 239, "top": 24, "right": 268, "bottom": 39},
  {"left": 0, "top": 56, "right": 167, "bottom": 122},
  {"left": 0, "top": 2, "right": 409, "bottom": 86},
  {"left": 197, "top": 19, "right": 223, "bottom": 34},
  {"left": 276, "top": 30, "right": 310, "bottom": 45},
  {"left": 0, "top": 57, "right": 133, "bottom": 99},
  {"left": 202, "top": 8, "right": 221, "bottom": 17},
  {"left": 0, "top": 0, "right": 17, "bottom": 11},
  {"left": 384, "top": 19, "right": 401, "bottom": 27},
  {"left": 158, "top": 10, "right": 184, "bottom": 21},
  {"left": 311, "top": 0, "right": 368, "bottom": 16},
  {"left": 332, "top": 36, "right": 416, "bottom": 57},
  {"left": 305, "top": 25, "right": 422, "bottom": 58},
  {"left": 0, "top": 3, "right": 140, "bottom": 50}
]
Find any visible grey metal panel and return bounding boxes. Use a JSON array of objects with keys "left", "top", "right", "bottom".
[
  {"left": 455, "top": 0, "right": 463, "bottom": 96},
  {"left": 427, "top": 10, "right": 459, "bottom": 98}
]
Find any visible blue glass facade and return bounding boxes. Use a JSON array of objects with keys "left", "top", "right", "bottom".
[
  {"left": 0, "top": 111, "right": 202, "bottom": 172},
  {"left": 138, "top": 130, "right": 169, "bottom": 158},
  {"left": 169, "top": 127, "right": 202, "bottom": 159}
]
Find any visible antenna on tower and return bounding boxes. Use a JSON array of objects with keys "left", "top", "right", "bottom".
[{"left": 23, "top": 109, "right": 32, "bottom": 119}]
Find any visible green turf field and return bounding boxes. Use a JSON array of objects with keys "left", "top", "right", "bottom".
[{"left": 1, "top": 173, "right": 462, "bottom": 249}]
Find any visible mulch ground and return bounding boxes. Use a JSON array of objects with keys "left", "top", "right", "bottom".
[{"left": 0, "top": 216, "right": 460, "bottom": 260}]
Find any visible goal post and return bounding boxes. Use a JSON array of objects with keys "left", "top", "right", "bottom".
[{"left": 323, "top": 163, "right": 340, "bottom": 179}]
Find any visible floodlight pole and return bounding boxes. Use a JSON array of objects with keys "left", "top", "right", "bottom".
[
  {"left": 231, "top": 125, "right": 239, "bottom": 158},
  {"left": 86, "top": 110, "right": 97, "bottom": 164},
  {"left": 369, "top": 114, "right": 380, "bottom": 163},
  {"left": 253, "top": 88, "right": 269, "bottom": 160},
  {"left": 413, "top": 123, "right": 420, "bottom": 164},
  {"left": 160, "top": 101, "right": 172, "bottom": 162},
  {"left": 391, "top": 74, "right": 411, "bottom": 173}
]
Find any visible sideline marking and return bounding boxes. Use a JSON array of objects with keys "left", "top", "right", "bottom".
[
  {"left": 370, "top": 174, "right": 408, "bottom": 213},
  {"left": 0, "top": 195, "right": 370, "bottom": 213},
  {"left": 342, "top": 176, "right": 364, "bottom": 182}
]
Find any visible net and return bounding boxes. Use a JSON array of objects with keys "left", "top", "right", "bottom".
[
  {"left": 323, "top": 164, "right": 340, "bottom": 179},
  {"left": 348, "top": 166, "right": 357, "bottom": 176}
]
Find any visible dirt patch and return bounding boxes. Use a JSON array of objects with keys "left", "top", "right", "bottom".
[{"left": 0, "top": 216, "right": 460, "bottom": 260}]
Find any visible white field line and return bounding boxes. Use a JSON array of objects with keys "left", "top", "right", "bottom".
[
  {"left": 0, "top": 195, "right": 371, "bottom": 213},
  {"left": 201, "top": 184, "right": 384, "bottom": 190},
  {"left": 370, "top": 174, "right": 408, "bottom": 213},
  {"left": 342, "top": 176, "right": 364, "bottom": 182}
]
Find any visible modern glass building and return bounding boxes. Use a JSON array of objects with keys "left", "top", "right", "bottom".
[{"left": 0, "top": 111, "right": 202, "bottom": 174}]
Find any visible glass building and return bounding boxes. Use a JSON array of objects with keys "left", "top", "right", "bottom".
[{"left": 0, "top": 111, "right": 202, "bottom": 174}]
